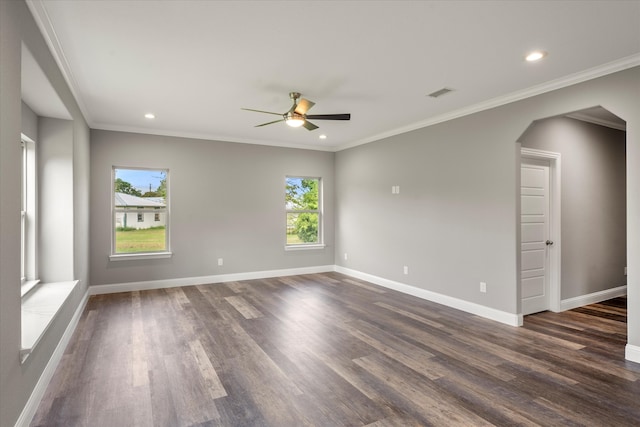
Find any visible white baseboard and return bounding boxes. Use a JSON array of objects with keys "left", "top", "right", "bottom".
[
  {"left": 626, "top": 344, "right": 640, "bottom": 364},
  {"left": 335, "top": 266, "right": 522, "bottom": 327},
  {"left": 89, "top": 265, "right": 335, "bottom": 295},
  {"left": 15, "top": 289, "right": 90, "bottom": 427},
  {"left": 560, "top": 285, "right": 627, "bottom": 312}
]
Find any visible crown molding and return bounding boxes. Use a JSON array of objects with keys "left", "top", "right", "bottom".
[
  {"left": 336, "top": 54, "right": 640, "bottom": 151},
  {"left": 565, "top": 112, "right": 627, "bottom": 131},
  {"left": 91, "top": 123, "right": 336, "bottom": 152}
]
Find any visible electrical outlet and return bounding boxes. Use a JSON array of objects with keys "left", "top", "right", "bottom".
[
  {"left": 480, "top": 282, "right": 487, "bottom": 293},
  {"left": 403, "top": 266, "right": 409, "bottom": 275},
  {"left": 344, "top": 253, "right": 348, "bottom": 260},
  {"left": 218, "top": 258, "right": 224, "bottom": 266}
]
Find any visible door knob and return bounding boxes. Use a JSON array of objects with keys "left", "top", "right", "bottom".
[{"left": 546, "top": 240, "right": 554, "bottom": 246}]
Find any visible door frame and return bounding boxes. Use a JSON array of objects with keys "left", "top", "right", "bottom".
[{"left": 520, "top": 148, "right": 562, "bottom": 313}]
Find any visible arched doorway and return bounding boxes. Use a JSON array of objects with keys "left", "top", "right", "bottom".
[{"left": 518, "top": 106, "right": 627, "bottom": 316}]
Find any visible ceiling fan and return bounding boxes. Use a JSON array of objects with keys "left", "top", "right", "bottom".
[{"left": 242, "top": 92, "right": 350, "bottom": 131}]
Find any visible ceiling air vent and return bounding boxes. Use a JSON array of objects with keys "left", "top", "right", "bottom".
[{"left": 427, "top": 87, "right": 455, "bottom": 98}]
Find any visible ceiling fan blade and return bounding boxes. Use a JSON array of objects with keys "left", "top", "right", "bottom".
[
  {"left": 295, "top": 98, "right": 315, "bottom": 115},
  {"left": 303, "top": 120, "right": 319, "bottom": 131},
  {"left": 255, "top": 119, "right": 285, "bottom": 127},
  {"left": 305, "top": 113, "right": 351, "bottom": 121},
  {"left": 241, "top": 108, "right": 283, "bottom": 116}
]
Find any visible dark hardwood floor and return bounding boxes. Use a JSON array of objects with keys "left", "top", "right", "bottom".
[{"left": 31, "top": 273, "right": 639, "bottom": 426}]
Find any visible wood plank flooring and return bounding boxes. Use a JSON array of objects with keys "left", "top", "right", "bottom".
[{"left": 31, "top": 273, "right": 640, "bottom": 426}]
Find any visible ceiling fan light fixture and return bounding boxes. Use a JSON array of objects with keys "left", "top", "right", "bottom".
[
  {"left": 285, "top": 113, "right": 305, "bottom": 128},
  {"left": 286, "top": 118, "right": 305, "bottom": 128}
]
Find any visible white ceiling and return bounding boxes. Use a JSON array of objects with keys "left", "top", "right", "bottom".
[{"left": 26, "top": 0, "right": 640, "bottom": 151}]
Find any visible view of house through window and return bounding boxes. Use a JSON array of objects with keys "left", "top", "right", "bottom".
[
  {"left": 286, "top": 177, "right": 321, "bottom": 245},
  {"left": 113, "top": 168, "right": 168, "bottom": 254}
]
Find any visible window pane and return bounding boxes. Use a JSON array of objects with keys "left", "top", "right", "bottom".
[
  {"left": 286, "top": 177, "right": 318, "bottom": 210},
  {"left": 21, "top": 138, "right": 36, "bottom": 282},
  {"left": 114, "top": 168, "right": 167, "bottom": 254},
  {"left": 115, "top": 225, "right": 166, "bottom": 253},
  {"left": 21, "top": 142, "right": 27, "bottom": 279},
  {"left": 115, "top": 168, "right": 167, "bottom": 200},
  {"left": 286, "top": 212, "right": 319, "bottom": 244}
]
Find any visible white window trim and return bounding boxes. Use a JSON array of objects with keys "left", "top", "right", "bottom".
[
  {"left": 21, "top": 279, "right": 41, "bottom": 298},
  {"left": 284, "top": 244, "right": 326, "bottom": 251},
  {"left": 20, "top": 208, "right": 26, "bottom": 284},
  {"left": 111, "top": 167, "right": 171, "bottom": 260},
  {"left": 109, "top": 252, "right": 173, "bottom": 261},
  {"left": 285, "top": 176, "right": 323, "bottom": 249},
  {"left": 20, "top": 134, "right": 38, "bottom": 293}
]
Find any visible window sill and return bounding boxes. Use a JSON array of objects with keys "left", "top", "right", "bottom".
[
  {"left": 21, "top": 279, "right": 41, "bottom": 298},
  {"left": 109, "top": 251, "right": 173, "bottom": 262},
  {"left": 21, "top": 280, "right": 78, "bottom": 363},
  {"left": 285, "top": 244, "right": 326, "bottom": 251}
]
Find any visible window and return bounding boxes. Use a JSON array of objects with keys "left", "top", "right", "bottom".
[
  {"left": 112, "top": 167, "right": 170, "bottom": 258},
  {"left": 21, "top": 135, "right": 38, "bottom": 293},
  {"left": 21, "top": 140, "right": 27, "bottom": 281},
  {"left": 285, "top": 176, "right": 322, "bottom": 247}
]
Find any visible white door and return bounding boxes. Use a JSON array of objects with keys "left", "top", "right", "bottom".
[{"left": 521, "top": 159, "right": 552, "bottom": 315}]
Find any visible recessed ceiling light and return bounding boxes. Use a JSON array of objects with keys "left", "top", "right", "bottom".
[
  {"left": 144, "top": 113, "right": 156, "bottom": 119},
  {"left": 319, "top": 134, "right": 327, "bottom": 140},
  {"left": 525, "top": 50, "right": 547, "bottom": 62}
]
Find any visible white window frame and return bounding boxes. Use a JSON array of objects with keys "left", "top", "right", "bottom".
[
  {"left": 21, "top": 140, "right": 26, "bottom": 282},
  {"left": 21, "top": 134, "right": 39, "bottom": 296},
  {"left": 285, "top": 176, "right": 324, "bottom": 251},
  {"left": 110, "top": 167, "right": 172, "bottom": 261}
]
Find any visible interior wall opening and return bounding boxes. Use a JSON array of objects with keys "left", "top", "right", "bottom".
[{"left": 518, "top": 105, "right": 627, "bottom": 319}]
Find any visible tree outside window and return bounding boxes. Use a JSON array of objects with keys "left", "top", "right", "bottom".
[{"left": 286, "top": 177, "right": 321, "bottom": 245}]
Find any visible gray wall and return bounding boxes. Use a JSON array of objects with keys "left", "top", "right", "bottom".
[
  {"left": 90, "top": 130, "right": 335, "bottom": 287},
  {"left": 39, "top": 118, "right": 75, "bottom": 283},
  {"left": 336, "top": 109, "right": 520, "bottom": 313},
  {"left": 21, "top": 101, "right": 37, "bottom": 141},
  {"left": 521, "top": 117, "right": 626, "bottom": 299},
  {"left": 0, "top": 1, "right": 90, "bottom": 426},
  {"left": 335, "top": 67, "right": 640, "bottom": 335}
]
